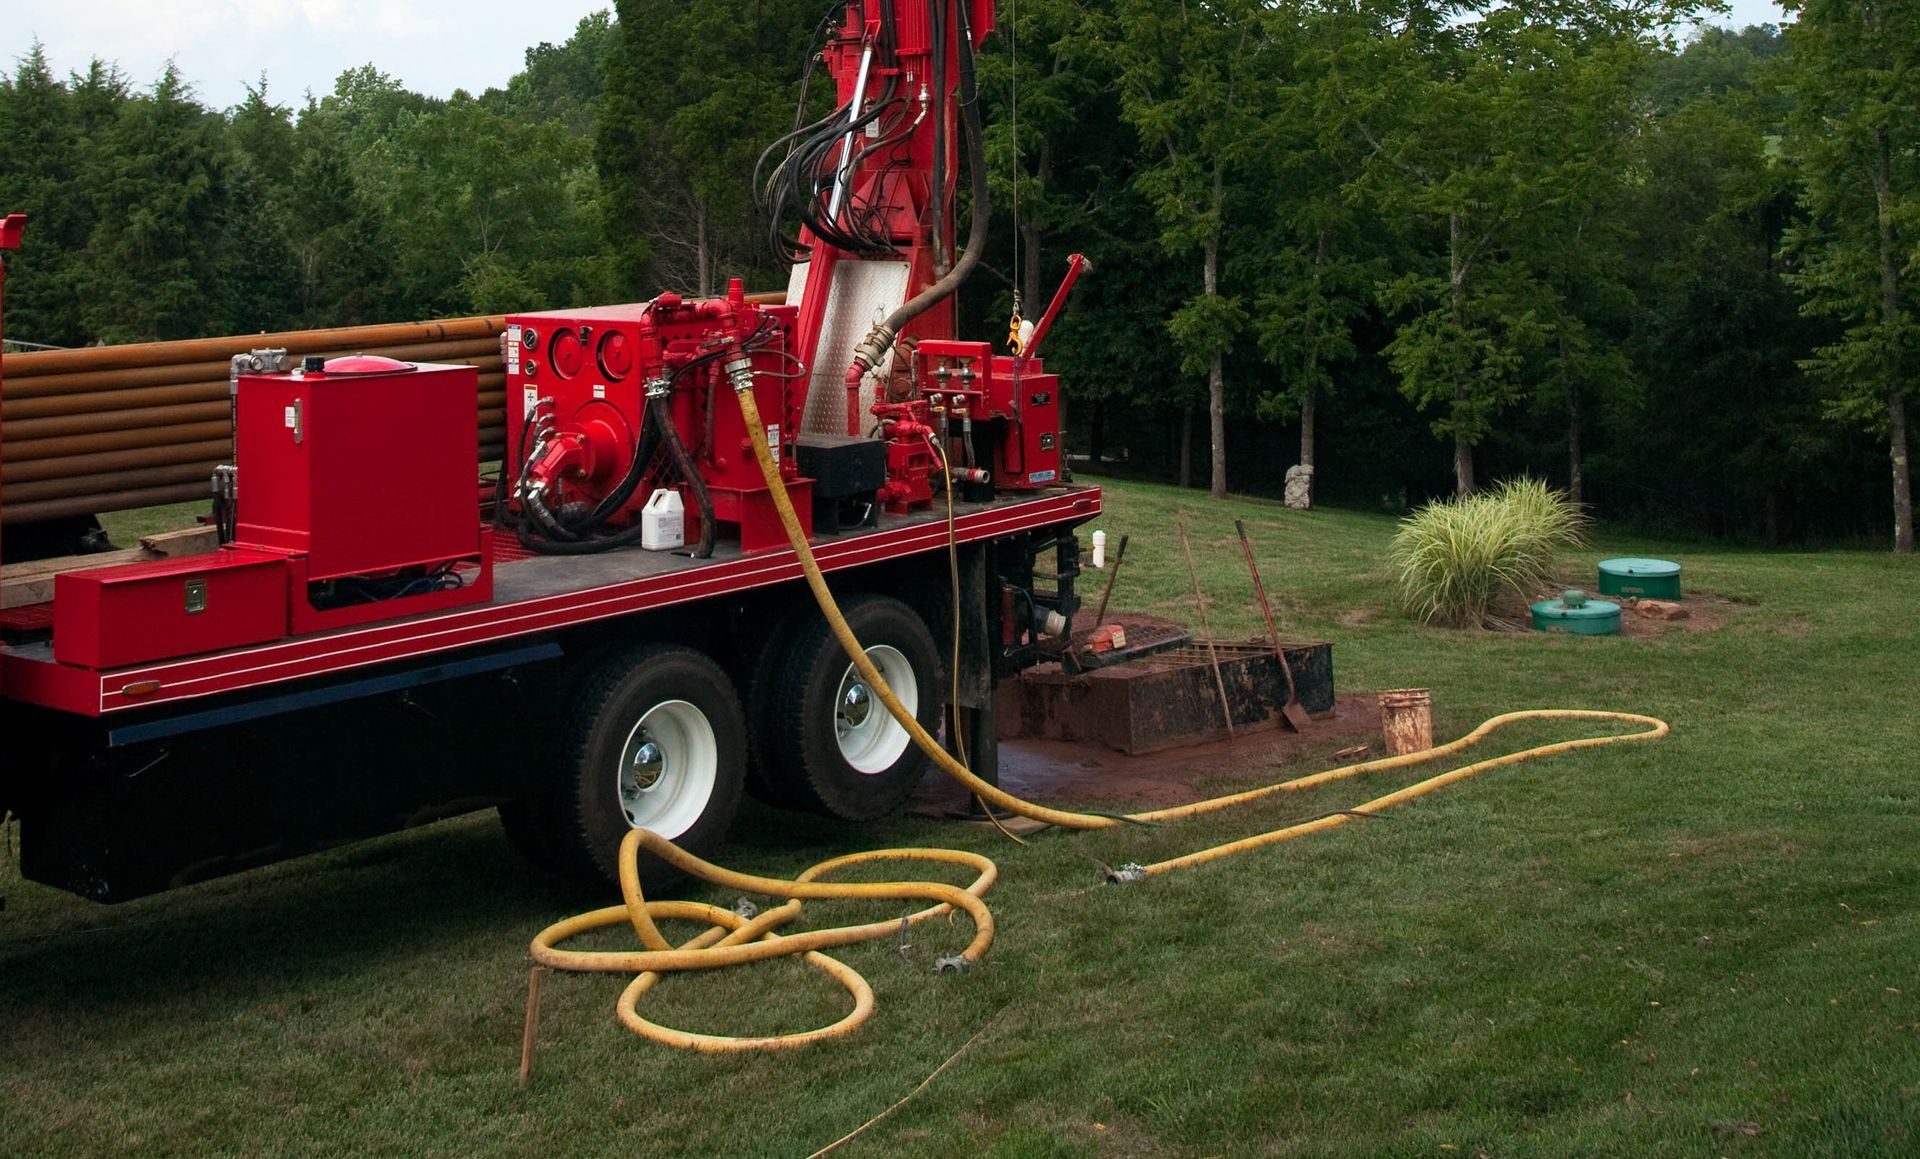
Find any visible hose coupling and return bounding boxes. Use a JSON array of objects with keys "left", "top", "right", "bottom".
[
  {"left": 644, "top": 376, "right": 671, "bottom": 400},
  {"left": 933, "top": 955, "right": 972, "bottom": 974},
  {"left": 733, "top": 897, "right": 759, "bottom": 919},
  {"left": 850, "top": 323, "right": 898, "bottom": 373},
  {"left": 1106, "top": 863, "right": 1147, "bottom": 885},
  {"left": 723, "top": 353, "right": 756, "bottom": 394}
]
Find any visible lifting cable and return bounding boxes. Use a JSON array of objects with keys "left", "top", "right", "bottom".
[{"left": 526, "top": 380, "right": 1672, "bottom": 1053}]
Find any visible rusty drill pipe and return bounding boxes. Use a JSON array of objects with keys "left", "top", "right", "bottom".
[
  {"left": 5, "top": 382, "right": 233, "bottom": 421},
  {"left": 4, "top": 401, "right": 234, "bottom": 440},
  {"left": 3, "top": 439, "right": 236, "bottom": 484},
  {"left": 5, "top": 338, "right": 502, "bottom": 398},
  {"left": 4, "top": 316, "right": 507, "bottom": 376},
  {"left": 3, "top": 362, "right": 500, "bottom": 421},
  {"left": 8, "top": 387, "right": 499, "bottom": 443},
  {"left": 7, "top": 421, "right": 235, "bottom": 462},
  {"left": 3, "top": 483, "right": 211, "bottom": 524},
  {"left": 3, "top": 460, "right": 224, "bottom": 502},
  {"left": 0, "top": 299, "right": 785, "bottom": 523}
]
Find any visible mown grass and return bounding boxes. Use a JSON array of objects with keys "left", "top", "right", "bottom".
[{"left": 6, "top": 476, "right": 1919, "bottom": 1156}]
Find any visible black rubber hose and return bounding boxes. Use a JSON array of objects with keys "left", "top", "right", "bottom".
[
  {"left": 576, "top": 400, "right": 661, "bottom": 531},
  {"left": 876, "top": 0, "right": 987, "bottom": 343},
  {"left": 930, "top": 0, "right": 947, "bottom": 273},
  {"left": 655, "top": 392, "right": 717, "bottom": 559},
  {"left": 496, "top": 402, "right": 546, "bottom": 530}
]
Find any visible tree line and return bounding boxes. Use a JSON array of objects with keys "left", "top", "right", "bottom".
[{"left": 0, "top": 2, "right": 1914, "bottom": 550}]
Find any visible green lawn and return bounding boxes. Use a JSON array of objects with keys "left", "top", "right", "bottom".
[{"left": 6, "top": 477, "right": 1918, "bottom": 1156}]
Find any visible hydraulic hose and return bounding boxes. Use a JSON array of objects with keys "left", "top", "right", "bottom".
[
  {"left": 929, "top": 0, "right": 948, "bottom": 274},
  {"left": 656, "top": 392, "right": 716, "bottom": 558},
  {"left": 528, "top": 377, "right": 1672, "bottom": 1056},
  {"left": 842, "top": 0, "right": 990, "bottom": 386},
  {"left": 515, "top": 396, "right": 681, "bottom": 557}
]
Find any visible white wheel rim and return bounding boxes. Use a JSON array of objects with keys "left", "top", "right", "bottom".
[
  {"left": 835, "top": 645, "right": 916, "bottom": 775},
  {"left": 615, "top": 699, "right": 718, "bottom": 839}
]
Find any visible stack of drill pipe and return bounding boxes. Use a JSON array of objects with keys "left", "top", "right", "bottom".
[
  {"left": 0, "top": 291, "right": 789, "bottom": 527},
  {"left": 1, "top": 317, "right": 506, "bottom": 525}
]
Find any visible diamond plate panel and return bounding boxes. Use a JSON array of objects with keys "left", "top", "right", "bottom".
[{"left": 787, "top": 259, "right": 911, "bottom": 435}]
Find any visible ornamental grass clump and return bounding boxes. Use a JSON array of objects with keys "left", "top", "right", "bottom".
[{"left": 1390, "top": 478, "right": 1587, "bottom": 628}]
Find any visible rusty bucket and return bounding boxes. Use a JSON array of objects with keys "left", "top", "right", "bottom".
[{"left": 1379, "top": 688, "right": 1434, "bottom": 757}]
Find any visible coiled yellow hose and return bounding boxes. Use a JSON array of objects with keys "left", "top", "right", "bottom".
[
  {"left": 523, "top": 386, "right": 1672, "bottom": 1051},
  {"left": 532, "top": 834, "right": 996, "bottom": 1050}
]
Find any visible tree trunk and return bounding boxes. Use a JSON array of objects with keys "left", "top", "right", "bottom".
[
  {"left": 1300, "top": 388, "right": 1316, "bottom": 471},
  {"left": 1453, "top": 436, "right": 1475, "bottom": 497},
  {"left": 1450, "top": 212, "right": 1475, "bottom": 497},
  {"left": 1204, "top": 196, "right": 1227, "bottom": 501},
  {"left": 1875, "top": 127, "right": 1914, "bottom": 553},
  {"left": 1892, "top": 390, "right": 1914, "bottom": 554},
  {"left": 695, "top": 202, "right": 712, "bottom": 299},
  {"left": 1020, "top": 135, "right": 1052, "bottom": 313},
  {"left": 1178, "top": 404, "right": 1193, "bottom": 489},
  {"left": 1299, "top": 225, "right": 1329, "bottom": 476},
  {"left": 1565, "top": 335, "right": 1584, "bottom": 508},
  {"left": 1209, "top": 350, "right": 1227, "bottom": 500}
]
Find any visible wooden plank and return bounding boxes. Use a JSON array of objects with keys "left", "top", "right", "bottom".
[
  {"left": 4, "top": 546, "right": 154, "bottom": 580},
  {"left": 139, "top": 525, "right": 219, "bottom": 557},
  {"left": 1, "top": 575, "right": 56, "bottom": 610},
  {"left": 2, "top": 524, "right": 217, "bottom": 608}
]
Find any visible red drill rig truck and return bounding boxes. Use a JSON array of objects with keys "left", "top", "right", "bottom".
[{"left": 0, "top": 0, "right": 1099, "bottom": 902}]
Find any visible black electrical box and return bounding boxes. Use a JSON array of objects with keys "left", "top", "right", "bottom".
[{"left": 796, "top": 434, "right": 888, "bottom": 533}]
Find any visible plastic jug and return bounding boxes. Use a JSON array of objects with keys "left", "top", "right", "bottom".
[{"left": 641, "top": 488, "right": 686, "bottom": 551}]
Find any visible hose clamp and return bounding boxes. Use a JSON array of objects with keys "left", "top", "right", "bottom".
[
  {"left": 644, "top": 377, "right": 671, "bottom": 400},
  {"left": 1106, "top": 863, "right": 1146, "bottom": 885},
  {"left": 722, "top": 354, "right": 756, "bottom": 394}
]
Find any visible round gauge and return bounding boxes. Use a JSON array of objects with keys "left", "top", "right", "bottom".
[
  {"left": 550, "top": 328, "right": 585, "bottom": 378},
  {"left": 520, "top": 326, "right": 540, "bottom": 352},
  {"left": 598, "top": 330, "right": 634, "bottom": 379}
]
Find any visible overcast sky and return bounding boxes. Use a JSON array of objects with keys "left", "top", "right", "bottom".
[{"left": 5, "top": 1, "right": 1792, "bottom": 113}]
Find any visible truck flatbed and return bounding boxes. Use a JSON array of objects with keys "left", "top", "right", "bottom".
[{"left": 2, "top": 486, "right": 1100, "bottom": 719}]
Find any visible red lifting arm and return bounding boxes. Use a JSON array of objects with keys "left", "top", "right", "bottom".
[{"left": 1019, "top": 253, "right": 1089, "bottom": 365}]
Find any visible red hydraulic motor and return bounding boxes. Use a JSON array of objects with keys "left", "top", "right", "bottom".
[{"left": 503, "top": 279, "right": 812, "bottom": 556}]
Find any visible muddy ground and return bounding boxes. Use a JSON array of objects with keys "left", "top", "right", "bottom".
[{"left": 913, "top": 692, "right": 1383, "bottom": 813}]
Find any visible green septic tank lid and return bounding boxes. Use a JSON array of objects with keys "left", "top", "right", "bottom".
[
  {"left": 1596, "top": 557, "right": 1683, "bottom": 600},
  {"left": 1532, "top": 590, "right": 1622, "bottom": 635},
  {"left": 1598, "top": 558, "right": 1681, "bottom": 579}
]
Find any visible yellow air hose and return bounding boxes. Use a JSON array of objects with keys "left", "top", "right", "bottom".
[
  {"left": 532, "top": 831, "right": 997, "bottom": 1051},
  {"left": 524, "top": 379, "right": 1671, "bottom": 1052}
]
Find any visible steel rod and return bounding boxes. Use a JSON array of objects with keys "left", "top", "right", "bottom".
[
  {"left": 1177, "top": 520, "right": 1235, "bottom": 740},
  {"left": 1090, "top": 533, "right": 1129, "bottom": 628}
]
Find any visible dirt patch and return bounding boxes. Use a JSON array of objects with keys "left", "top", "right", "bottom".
[
  {"left": 1487, "top": 581, "right": 1734, "bottom": 637},
  {"left": 1617, "top": 599, "right": 1729, "bottom": 636},
  {"left": 1340, "top": 609, "right": 1375, "bottom": 627},
  {"left": 914, "top": 693, "right": 1382, "bottom": 813}
]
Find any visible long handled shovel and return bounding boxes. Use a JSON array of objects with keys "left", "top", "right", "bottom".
[
  {"left": 1235, "top": 519, "right": 1312, "bottom": 733},
  {"left": 1177, "top": 520, "right": 1235, "bottom": 741}
]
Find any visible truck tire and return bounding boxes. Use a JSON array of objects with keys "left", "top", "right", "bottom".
[
  {"left": 765, "top": 594, "right": 943, "bottom": 821},
  {"left": 738, "top": 602, "right": 815, "bottom": 811},
  {"left": 501, "top": 642, "right": 746, "bottom": 890}
]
